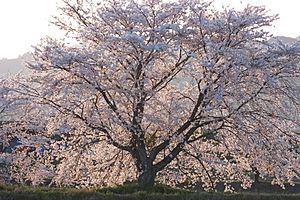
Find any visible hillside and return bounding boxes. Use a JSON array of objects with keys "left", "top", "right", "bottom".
[
  {"left": 0, "top": 54, "right": 31, "bottom": 77},
  {"left": 270, "top": 36, "right": 299, "bottom": 44}
]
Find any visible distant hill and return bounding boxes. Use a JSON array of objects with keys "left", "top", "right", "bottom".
[
  {"left": 269, "top": 36, "right": 299, "bottom": 44},
  {"left": 0, "top": 54, "right": 31, "bottom": 77}
]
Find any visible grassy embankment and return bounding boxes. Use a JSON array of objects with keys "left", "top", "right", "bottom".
[{"left": 1, "top": 183, "right": 300, "bottom": 200}]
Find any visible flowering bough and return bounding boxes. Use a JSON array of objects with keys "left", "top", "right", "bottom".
[{"left": 2, "top": 0, "right": 300, "bottom": 190}]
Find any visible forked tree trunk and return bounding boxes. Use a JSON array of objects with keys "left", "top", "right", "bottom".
[{"left": 137, "top": 168, "right": 156, "bottom": 186}]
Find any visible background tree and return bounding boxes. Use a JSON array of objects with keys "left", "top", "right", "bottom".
[{"left": 3, "top": 0, "right": 300, "bottom": 189}]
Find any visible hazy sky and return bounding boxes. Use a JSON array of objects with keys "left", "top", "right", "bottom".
[{"left": 0, "top": 0, "right": 299, "bottom": 59}]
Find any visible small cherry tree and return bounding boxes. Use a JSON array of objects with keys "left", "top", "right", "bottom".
[{"left": 3, "top": 0, "right": 300, "bottom": 189}]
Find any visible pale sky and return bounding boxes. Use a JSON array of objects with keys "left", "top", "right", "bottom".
[{"left": 0, "top": 0, "right": 299, "bottom": 59}]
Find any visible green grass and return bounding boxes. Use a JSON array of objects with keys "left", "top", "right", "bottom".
[
  {"left": 0, "top": 183, "right": 300, "bottom": 200},
  {"left": 95, "top": 183, "right": 189, "bottom": 194}
]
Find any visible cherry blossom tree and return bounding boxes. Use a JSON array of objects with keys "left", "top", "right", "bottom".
[
  {"left": 0, "top": 79, "right": 14, "bottom": 184},
  {"left": 3, "top": 0, "right": 300, "bottom": 189}
]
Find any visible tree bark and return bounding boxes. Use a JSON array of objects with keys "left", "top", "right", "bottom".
[{"left": 137, "top": 168, "right": 156, "bottom": 187}]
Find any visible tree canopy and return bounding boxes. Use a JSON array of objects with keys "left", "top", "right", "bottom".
[{"left": 1, "top": 0, "right": 300, "bottom": 190}]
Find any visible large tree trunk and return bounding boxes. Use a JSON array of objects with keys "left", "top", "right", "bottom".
[
  {"left": 131, "top": 149, "right": 157, "bottom": 186},
  {"left": 137, "top": 168, "right": 156, "bottom": 186}
]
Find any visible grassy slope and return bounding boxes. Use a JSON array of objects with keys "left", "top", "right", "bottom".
[{"left": 0, "top": 184, "right": 300, "bottom": 200}]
